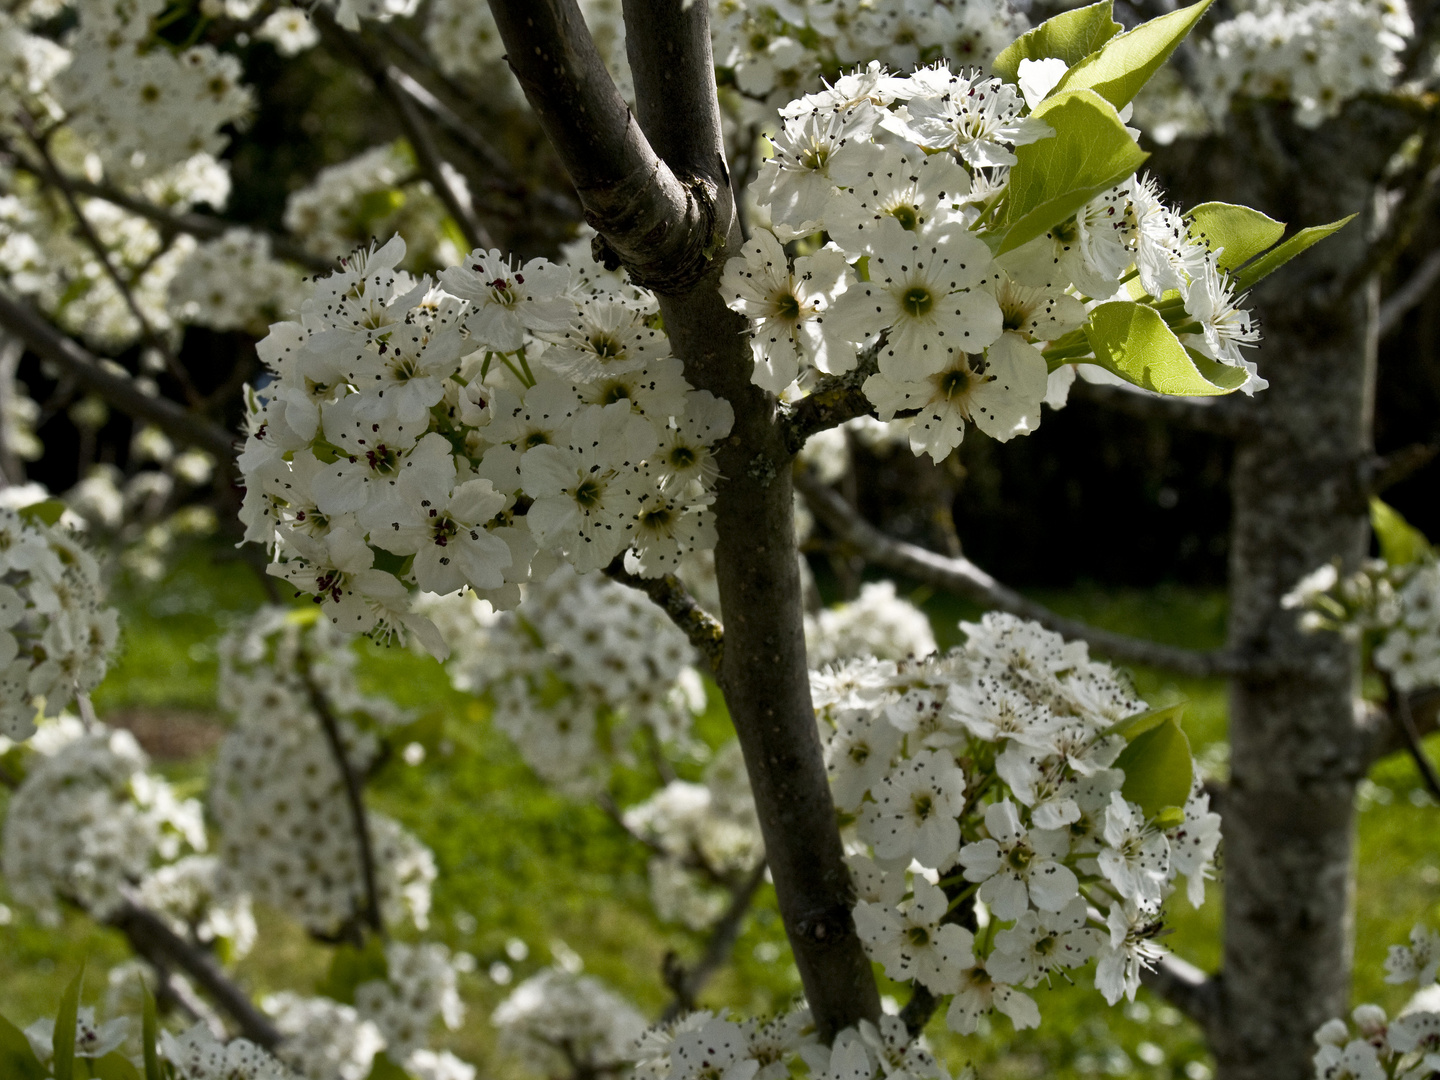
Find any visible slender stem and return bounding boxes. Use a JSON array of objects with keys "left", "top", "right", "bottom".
[
  {"left": 1394, "top": 688, "right": 1440, "bottom": 801},
  {"left": 796, "top": 468, "right": 1260, "bottom": 679},
  {"left": 661, "top": 859, "right": 768, "bottom": 1019},
  {"left": 300, "top": 654, "right": 384, "bottom": 938},
  {"left": 604, "top": 558, "right": 724, "bottom": 673},
  {"left": 109, "top": 899, "right": 282, "bottom": 1049},
  {"left": 19, "top": 118, "right": 202, "bottom": 408}
]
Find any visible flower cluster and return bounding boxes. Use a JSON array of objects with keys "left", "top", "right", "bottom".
[
  {"left": 811, "top": 612, "right": 1221, "bottom": 1031},
  {"left": 493, "top": 968, "right": 649, "bottom": 1079},
  {"left": 0, "top": 504, "right": 120, "bottom": 740},
  {"left": 162, "top": 1022, "right": 295, "bottom": 1080},
  {"left": 54, "top": 0, "right": 253, "bottom": 180},
  {"left": 282, "top": 143, "right": 462, "bottom": 269},
  {"left": 423, "top": 564, "right": 706, "bottom": 792},
  {"left": 1311, "top": 1002, "right": 1440, "bottom": 1080},
  {"left": 712, "top": 0, "right": 1027, "bottom": 124},
  {"left": 353, "top": 942, "right": 466, "bottom": 1062},
  {"left": 1, "top": 718, "right": 206, "bottom": 921},
  {"left": 239, "top": 234, "right": 734, "bottom": 651},
  {"left": 1285, "top": 555, "right": 1440, "bottom": 691},
  {"left": 1199, "top": 0, "right": 1413, "bottom": 128},
  {"left": 169, "top": 228, "right": 303, "bottom": 334},
  {"left": 805, "top": 580, "right": 937, "bottom": 667},
  {"left": 723, "top": 61, "right": 1263, "bottom": 462},
  {"left": 210, "top": 607, "right": 435, "bottom": 936},
  {"left": 623, "top": 742, "right": 764, "bottom": 929}
]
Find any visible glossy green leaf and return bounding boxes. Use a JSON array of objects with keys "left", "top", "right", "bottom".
[
  {"left": 1233, "top": 215, "right": 1355, "bottom": 292},
  {"left": 0, "top": 1014, "right": 49, "bottom": 1080},
  {"left": 140, "top": 976, "right": 162, "bottom": 1080},
  {"left": 1371, "top": 497, "right": 1433, "bottom": 566},
  {"left": 998, "top": 89, "right": 1148, "bottom": 254},
  {"left": 1186, "top": 202, "right": 1285, "bottom": 272},
  {"left": 1105, "top": 701, "right": 1187, "bottom": 739},
  {"left": 1052, "top": 0, "right": 1212, "bottom": 109},
  {"left": 992, "top": 0, "right": 1122, "bottom": 82},
  {"left": 16, "top": 499, "right": 66, "bottom": 527},
  {"left": 318, "top": 937, "right": 389, "bottom": 1006},
  {"left": 53, "top": 965, "right": 85, "bottom": 1080},
  {"left": 90, "top": 1052, "right": 144, "bottom": 1080},
  {"left": 1083, "top": 301, "right": 1244, "bottom": 395},
  {"left": 1115, "top": 715, "right": 1193, "bottom": 818}
]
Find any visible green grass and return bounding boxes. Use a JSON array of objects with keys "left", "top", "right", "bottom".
[{"left": 1, "top": 544, "right": 1436, "bottom": 1080}]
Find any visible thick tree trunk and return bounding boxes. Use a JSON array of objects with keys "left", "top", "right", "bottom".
[{"left": 1183, "top": 111, "right": 1391, "bottom": 1080}]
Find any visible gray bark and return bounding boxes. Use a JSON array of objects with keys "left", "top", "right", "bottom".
[{"left": 1161, "top": 106, "right": 1403, "bottom": 1080}]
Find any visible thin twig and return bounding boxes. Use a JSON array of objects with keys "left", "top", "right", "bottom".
[
  {"left": 796, "top": 469, "right": 1256, "bottom": 679},
  {"left": 300, "top": 655, "right": 384, "bottom": 938},
  {"left": 1141, "top": 953, "right": 1220, "bottom": 1034},
  {"left": 1379, "top": 248, "right": 1440, "bottom": 338},
  {"left": 19, "top": 117, "right": 202, "bottom": 407},
  {"left": 661, "top": 860, "right": 767, "bottom": 1019},
  {"left": 1366, "top": 438, "right": 1440, "bottom": 495},
  {"left": 109, "top": 899, "right": 282, "bottom": 1049},
  {"left": 604, "top": 558, "right": 724, "bottom": 673},
  {"left": 0, "top": 290, "right": 236, "bottom": 459},
  {"left": 1339, "top": 108, "right": 1440, "bottom": 295},
  {"left": 1395, "top": 690, "right": 1440, "bottom": 801}
]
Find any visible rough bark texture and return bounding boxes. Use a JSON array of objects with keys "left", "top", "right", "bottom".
[
  {"left": 1159, "top": 106, "right": 1404, "bottom": 1080},
  {"left": 486, "top": 0, "right": 880, "bottom": 1037}
]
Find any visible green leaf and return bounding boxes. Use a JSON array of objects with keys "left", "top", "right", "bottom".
[
  {"left": 1115, "top": 715, "right": 1193, "bottom": 818},
  {"left": 992, "top": 0, "right": 1122, "bottom": 82},
  {"left": 90, "top": 1052, "right": 144, "bottom": 1080},
  {"left": 998, "top": 89, "right": 1149, "bottom": 254},
  {"left": 365, "top": 1053, "right": 413, "bottom": 1080},
  {"left": 1052, "top": 0, "right": 1212, "bottom": 109},
  {"left": 140, "top": 976, "right": 162, "bottom": 1080},
  {"left": 1105, "top": 700, "right": 1187, "bottom": 739},
  {"left": 318, "top": 938, "right": 389, "bottom": 1006},
  {"left": 1185, "top": 203, "right": 1286, "bottom": 272},
  {"left": 53, "top": 964, "right": 85, "bottom": 1080},
  {"left": 0, "top": 1014, "right": 49, "bottom": 1080},
  {"left": 16, "top": 499, "right": 66, "bottom": 527},
  {"left": 1083, "top": 301, "right": 1244, "bottom": 395},
  {"left": 1371, "top": 497, "right": 1433, "bottom": 566},
  {"left": 1233, "top": 215, "right": 1356, "bottom": 292}
]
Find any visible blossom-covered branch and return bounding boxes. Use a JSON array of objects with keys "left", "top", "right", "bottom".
[
  {"left": 605, "top": 559, "right": 724, "bottom": 673},
  {"left": 797, "top": 469, "right": 1254, "bottom": 678}
]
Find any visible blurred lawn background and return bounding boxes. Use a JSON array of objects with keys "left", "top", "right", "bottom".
[{"left": 1, "top": 540, "right": 1436, "bottom": 1080}]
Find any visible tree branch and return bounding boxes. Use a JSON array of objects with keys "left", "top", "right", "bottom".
[
  {"left": 782, "top": 366, "right": 879, "bottom": 456},
  {"left": 108, "top": 899, "right": 282, "bottom": 1049},
  {"left": 313, "top": 8, "right": 493, "bottom": 251},
  {"left": 486, "top": 0, "right": 717, "bottom": 294},
  {"left": 604, "top": 558, "right": 723, "bottom": 673},
  {"left": 1394, "top": 688, "right": 1440, "bottom": 800},
  {"left": 661, "top": 860, "right": 768, "bottom": 1019},
  {"left": 0, "top": 291, "right": 236, "bottom": 459},
  {"left": 1364, "top": 688, "right": 1440, "bottom": 765},
  {"left": 796, "top": 469, "right": 1255, "bottom": 678},
  {"left": 1366, "top": 439, "right": 1440, "bottom": 495},
  {"left": 1068, "top": 377, "right": 1258, "bottom": 438},
  {"left": 300, "top": 656, "right": 384, "bottom": 939},
  {"left": 1141, "top": 953, "right": 1220, "bottom": 1035},
  {"left": 1379, "top": 248, "right": 1440, "bottom": 338}
]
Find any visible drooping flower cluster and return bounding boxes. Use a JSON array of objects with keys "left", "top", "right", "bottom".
[
  {"left": 161, "top": 1022, "right": 296, "bottom": 1080},
  {"left": 1199, "top": 0, "right": 1413, "bottom": 128},
  {"left": 811, "top": 612, "right": 1221, "bottom": 1032},
  {"left": 239, "top": 234, "right": 734, "bottom": 651},
  {"left": 805, "top": 580, "right": 937, "bottom": 667},
  {"left": 1284, "top": 555, "right": 1440, "bottom": 692},
  {"left": 722, "top": 61, "right": 1263, "bottom": 462},
  {"left": 209, "top": 607, "right": 436, "bottom": 936},
  {"left": 1, "top": 718, "right": 206, "bottom": 921},
  {"left": 623, "top": 742, "right": 764, "bottom": 929},
  {"left": 493, "top": 968, "right": 649, "bottom": 1079},
  {"left": 423, "top": 564, "right": 706, "bottom": 792},
  {"left": 0, "top": 504, "right": 120, "bottom": 740},
  {"left": 353, "top": 942, "right": 466, "bottom": 1062},
  {"left": 168, "top": 228, "right": 303, "bottom": 334}
]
